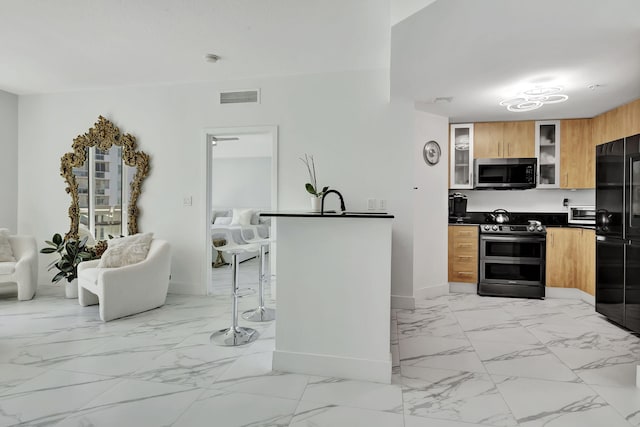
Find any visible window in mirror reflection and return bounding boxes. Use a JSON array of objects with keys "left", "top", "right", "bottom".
[
  {"left": 73, "top": 146, "right": 128, "bottom": 241},
  {"left": 73, "top": 148, "right": 90, "bottom": 229},
  {"left": 94, "top": 147, "right": 123, "bottom": 240}
]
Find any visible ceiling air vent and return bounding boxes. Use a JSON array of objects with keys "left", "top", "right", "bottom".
[{"left": 219, "top": 89, "right": 260, "bottom": 105}]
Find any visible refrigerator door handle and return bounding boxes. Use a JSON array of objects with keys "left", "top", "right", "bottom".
[{"left": 597, "top": 235, "right": 606, "bottom": 241}]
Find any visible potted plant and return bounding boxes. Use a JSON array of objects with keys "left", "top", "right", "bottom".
[
  {"left": 40, "top": 233, "right": 95, "bottom": 299},
  {"left": 300, "top": 154, "right": 329, "bottom": 212}
]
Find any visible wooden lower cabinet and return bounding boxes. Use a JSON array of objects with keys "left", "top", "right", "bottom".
[
  {"left": 546, "top": 227, "right": 595, "bottom": 295},
  {"left": 448, "top": 225, "right": 478, "bottom": 283}
]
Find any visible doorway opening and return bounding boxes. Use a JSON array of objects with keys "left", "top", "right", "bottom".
[{"left": 202, "top": 126, "right": 278, "bottom": 296}]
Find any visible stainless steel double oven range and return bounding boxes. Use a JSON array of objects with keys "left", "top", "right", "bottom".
[{"left": 478, "top": 223, "right": 547, "bottom": 299}]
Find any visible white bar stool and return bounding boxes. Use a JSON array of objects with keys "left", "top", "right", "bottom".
[
  {"left": 240, "top": 225, "right": 276, "bottom": 322},
  {"left": 210, "top": 228, "right": 260, "bottom": 346}
]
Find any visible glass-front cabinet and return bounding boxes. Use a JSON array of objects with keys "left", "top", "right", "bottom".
[
  {"left": 535, "top": 120, "right": 560, "bottom": 188},
  {"left": 450, "top": 123, "right": 474, "bottom": 189}
]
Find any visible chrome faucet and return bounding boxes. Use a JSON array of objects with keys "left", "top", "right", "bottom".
[{"left": 321, "top": 190, "right": 346, "bottom": 215}]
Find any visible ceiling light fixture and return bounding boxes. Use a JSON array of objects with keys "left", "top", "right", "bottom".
[
  {"left": 204, "top": 53, "right": 221, "bottom": 63},
  {"left": 500, "top": 86, "right": 568, "bottom": 112}
]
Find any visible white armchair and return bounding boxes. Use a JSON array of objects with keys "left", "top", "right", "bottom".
[
  {"left": 77, "top": 239, "right": 171, "bottom": 322},
  {"left": 0, "top": 235, "right": 38, "bottom": 300}
]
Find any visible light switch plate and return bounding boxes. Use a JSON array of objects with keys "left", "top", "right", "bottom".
[
  {"left": 183, "top": 196, "right": 193, "bottom": 206},
  {"left": 367, "top": 198, "right": 376, "bottom": 210},
  {"left": 379, "top": 199, "right": 387, "bottom": 210}
]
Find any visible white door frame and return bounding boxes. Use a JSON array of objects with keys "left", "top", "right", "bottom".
[{"left": 201, "top": 125, "right": 278, "bottom": 295}]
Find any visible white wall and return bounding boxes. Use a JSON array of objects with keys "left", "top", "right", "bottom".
[
  {"left": 455, "top": 188, "right": 595, "bottom": 213},
  {"left": 18, "top": 69, "right": 415, "bottom": 297},
  {"left": 211, "top": 156, "right": 271, "bottom": 208},
  {"left": 413, "top": 110, "right": 449, "bottom": 301},
  {"left": 0, "top": 90, "right": 18, "bottom": 232}
]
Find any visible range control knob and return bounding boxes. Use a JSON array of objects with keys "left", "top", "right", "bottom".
[
  {"left": 484, "top": 225, "right": 491, "bottom": 231},
  {"left": 492, "top": 225, "right": 499, "bottom": 231},
  {"left": 528, "top": 225, "right": 535, "bottom": 232},
  {"left": 536, "top": 226, "right": 543, "bottom": 232}
]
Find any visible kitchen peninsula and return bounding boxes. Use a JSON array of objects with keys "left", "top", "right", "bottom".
[{"left": 261, "top": 211, "right": 394, "bottom": 383}]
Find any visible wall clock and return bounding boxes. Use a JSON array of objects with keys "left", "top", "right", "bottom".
[{"left": 423, "top": 140, "right": 441, "bottom": 166}]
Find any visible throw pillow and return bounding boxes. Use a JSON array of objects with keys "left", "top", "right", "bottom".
[
  {"left": 230, "top": 208, "right": 253, "bottom": 226},
  {"left": 98, "top": 232, "right": 154, "bottom": 268},
  {"left": 0, "top": 229, "right": 15, "bottom": 262},
  {"left": 214, "top": 216, "right": 232, "bottom": 225}
]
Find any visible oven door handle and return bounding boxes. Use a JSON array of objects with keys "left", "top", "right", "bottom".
[{"left": 480, "top": 235, "right": 546, "bottom": 243}]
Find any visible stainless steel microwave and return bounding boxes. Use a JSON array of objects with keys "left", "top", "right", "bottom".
[{"left": 474, "top": 158, "right": 537, "bottom": 189}]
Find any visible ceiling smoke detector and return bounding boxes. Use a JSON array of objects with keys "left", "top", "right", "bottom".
[{"left": 204, "top": 53, "right": 221, "bottom": 63}]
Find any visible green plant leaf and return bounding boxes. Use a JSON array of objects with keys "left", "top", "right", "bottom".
[
  {"left": 305, "top": 183, "right": 317, "bottom": 195},
  {"left": 53, "top": 233, "right": 63, "bottom": 245},
  {"left": 40, "top": 247, "right": 57, "bottom": 254},
  {"left": 321, "top": 186, "right": 329, "bottom": 194}
]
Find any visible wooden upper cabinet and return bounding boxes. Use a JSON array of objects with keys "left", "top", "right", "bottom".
[
  {"left": 560, "top": 119, "right": 594, "bottom": 189},
  {"left": 474, "top": 122, "right": 502, "bottom": 158},
  {"left": 503, "top": 121, "right": 535, "bottom": 158},
  {"left": 473, "top": 121, "right": 534, "bottom": 159},
  {"left": 593, "top": 98, "right": 640, "bottom": 145},
  {"left": 622, "top": 98, "right": 640, "bottom": 137}
]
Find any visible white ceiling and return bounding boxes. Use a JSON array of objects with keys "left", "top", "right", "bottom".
[
  {"left": 391, "top": 0, "right": 640, "bottom": 122},
  {"left": 0, "top": 0, "right": 390, "bottom": 94}
]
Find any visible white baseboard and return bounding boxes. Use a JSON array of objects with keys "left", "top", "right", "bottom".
[
  {"left": 391, "top": 294, "right": 415, "bottom": 310},
  {"left": 545, "top": 287, "right": 595, "bottom": 306},
  {"left": 168, "top": 281, "right": 205, "bottom": 296},
  {"left": 273, "top": 349, "right": 391, "bottom": 384},
  {"left": 414, "top": 283, "right": 449, "bottom": 300},
  {"left": 449, "top": 282, "right": 476, "bottom": 294}
]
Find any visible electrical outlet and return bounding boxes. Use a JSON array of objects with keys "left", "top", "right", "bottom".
[
  {"left": 367, "top": 198, "right": 376, "bottom": 210},
  {"left": 379, "top": 199, "right": 387, "bottom": 210},
  {"left": 183, "top": 196, "right": 192, "bottom": 206}
]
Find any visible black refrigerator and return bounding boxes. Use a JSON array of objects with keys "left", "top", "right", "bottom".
[{"left": 595, "top": 133, "right": 640, "bottom": 333}]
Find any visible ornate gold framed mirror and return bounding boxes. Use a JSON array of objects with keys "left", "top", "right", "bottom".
[{"left": 60, "top": 116, "right": 150, "bottom": 240}]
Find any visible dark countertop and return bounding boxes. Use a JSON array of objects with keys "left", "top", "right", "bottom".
[
  {"left": 448, "top": 211, "right": 595, "bottom": 229},
  {"left": 260, "top": 211, "right": 394, "bottom": 219},
  {"left": 449, "top": 211, "right": 569, "bottom": 226}
]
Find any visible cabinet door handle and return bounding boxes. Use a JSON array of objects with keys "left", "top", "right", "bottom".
[
  {"left": 458, "top": 272, "right": 472, "bottom": 276},
  {"left": 507, "top": 143, "right": 511, "bottom": 156}
]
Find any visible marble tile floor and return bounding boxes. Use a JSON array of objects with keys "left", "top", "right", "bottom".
[{"left": 1, "top": 287, "right": 639, "bottom": 426}]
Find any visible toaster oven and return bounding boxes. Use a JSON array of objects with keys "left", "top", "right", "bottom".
[{"left": 568, "top": 205, "right": 596, "bottom": 225}]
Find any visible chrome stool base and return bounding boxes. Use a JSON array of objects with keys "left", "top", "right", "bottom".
[
  {"left": 210, "top": 326, "right": 258, "bottom": 346},
  {"left": 242, "top": 306, "right": 276, "bottom": 322}
]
